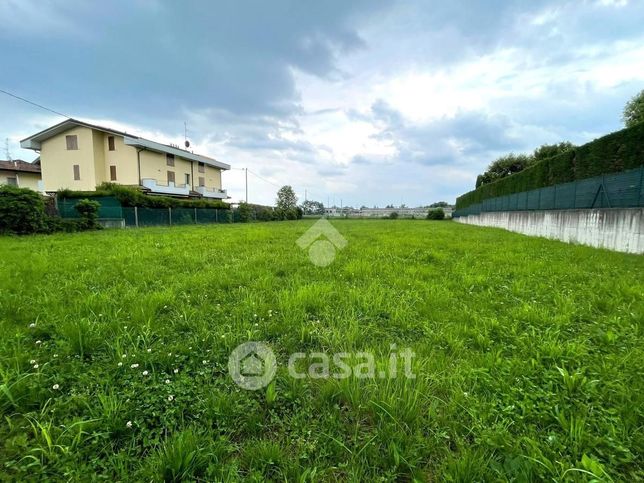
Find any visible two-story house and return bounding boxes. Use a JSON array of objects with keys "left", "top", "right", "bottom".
[{"left": 20, "top": 119, "right": 230, "bottom": 198}]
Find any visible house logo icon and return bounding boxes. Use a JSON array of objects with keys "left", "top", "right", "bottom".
[
  {"left": 228, "top": 341, "right": 277, "bottom": 390},
  {"left": 296, "top": 218, "right": 348, "bottom": 267}
]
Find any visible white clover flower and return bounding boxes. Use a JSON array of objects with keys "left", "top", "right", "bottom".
[
  {"left": 33, "top": 364, "right": 39, "bottom": 369},
  {"left": 99, "top": 313, "right": 103, "bottom": 317},
  {"left": 202, "top": 360, "right": 208, "bottom": 365},
  {"left": 168, "top": 352, "right": 172, "bottom": 357},
  {"left": 52, "top": 384, "right": 60, "bottom": 390},
  {"left": 53, "top": 354, "right": 58, "bottom": 358},
  {"left": 173, "top": 368, "right": 179, "bottom": 374},
  {"left": 35, "top": 340, "right": 42, "bottom": 345},
  {"left": 147, "top": 348, "right": 152, "bottom": 353},
  {"left": 142, "top": 370, "right": 149, "bottom": 376},
  {"left": 131, "top": 363, "right": 139, "bottom": 369},
  {"left": 167, "top": 395, "right": 174, "bottom": 402},
  {"left": 30, "top": 359, "right": 36, "bottom": 364},
  {"left": 126, "top": 421, "right": 133, "bottom": 429},
  {"left": 29, "top": 323, "right": 36, "bottom": 328},
  {"left": 254, "top": 323, "right": 258, "bottom": 327},
  {"left": 117, "top": 362, "right": 123, "bottom": 367},
  {"left": 165, "top": 379, "right": 170, "bottom": 384},
  {"left": 122, "top": 354, "right": 127, "bottom": 358}
]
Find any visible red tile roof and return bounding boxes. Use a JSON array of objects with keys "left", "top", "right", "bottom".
[{"left": 0, "top": 160, "right": 41, "bottom": 173}]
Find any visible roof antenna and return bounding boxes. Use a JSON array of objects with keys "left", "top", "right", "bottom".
[{"left": 184, "top": 121, "right": 190, "bottom": 149}]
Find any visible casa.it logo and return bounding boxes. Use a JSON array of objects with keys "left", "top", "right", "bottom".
[
  {"left": 227, "top": 341, "right": 277, "bottom": 390},
  {"left": 296, "top": 218, "right": 347, "bottom": 267}
]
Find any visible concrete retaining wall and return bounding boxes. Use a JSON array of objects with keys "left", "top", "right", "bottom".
[{"left": 454, "top": 208, "right": 644, "bottom": 254}]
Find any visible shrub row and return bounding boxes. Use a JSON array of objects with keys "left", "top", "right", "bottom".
[
  {"left": 236, "top": 202, "right": 303, "bottom": 222},
  {"left": 58, "top": 183, "right": 230, "bottom": 209},
  {"left": 0, "top": 186, "right": 100, "bottom": 235},
  {"left": 456, "top": 122, "right": 644, "bottom": 210}
]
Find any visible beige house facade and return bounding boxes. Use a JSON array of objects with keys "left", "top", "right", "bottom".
[
  {"left": 20, "top": 119, "right": 230, "bottom": 198},
  {"left": 0, "top": 159, "right": 43, "bottom": 192}
]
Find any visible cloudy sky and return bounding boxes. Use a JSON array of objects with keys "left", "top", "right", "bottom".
[{"left": 1, "top": 0, "right": 643, "bottom": 207}]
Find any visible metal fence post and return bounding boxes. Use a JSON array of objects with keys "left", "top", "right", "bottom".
[
  {"left": 168, "top": 207, "right": 172, "bottom": 226},
  {"left": 134, "top": 206, "right": 139, "bottom": 228}
]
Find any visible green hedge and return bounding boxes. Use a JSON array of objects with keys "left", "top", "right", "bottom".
[
  {"left": 58, "top": 183, "right": 230, "bottom": 209},
  {"left": 456, "top": 122, "right": 644, "bottom": 210}
]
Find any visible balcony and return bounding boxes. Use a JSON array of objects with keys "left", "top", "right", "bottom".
[
  {"left": 195, "top": 186, "right": 228, "bottom": 199},
  {"left": 141, "top": 178, "right": 190, "bottom": 196}
]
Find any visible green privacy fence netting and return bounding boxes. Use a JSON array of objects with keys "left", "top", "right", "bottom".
[
  {"left": 59, "top": 196, "right": 233, "bottom": 227},
  {"left": 453, "top": 165, "right": 644, "bottom": 217}
]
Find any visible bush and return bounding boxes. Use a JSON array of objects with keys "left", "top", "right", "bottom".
[
  {"left": 41, "top": 216, "right": 83, "bottom": 233},
  {"left": 237, "top": 202, "right": 253, "bottom": 223},
  {"left": 0, "top": 185, "right": 46, "bottom": 234},
  {"left": 427, "top": 208, "right": 445, "bottom": 220},
  {"left": 256, "top": 207, "right": 276, "bottom": 221},
  {"left": 389, "top": 211, "right": 399, "bottom": 219},
  {"left": 75, "top": 198, "right": 101, "bottom": 230},
  {"left": 456, "top": 122, "right": 644, "bottom": 210}
]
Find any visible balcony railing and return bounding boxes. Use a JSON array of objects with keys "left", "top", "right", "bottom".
[
  {"left": 141, "top": 178, "right": 190, "bottom": 196},
  {"left": 195, "top": 186, "right": 228, "bottom": 199}
]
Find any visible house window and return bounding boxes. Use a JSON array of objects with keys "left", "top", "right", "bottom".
[
  {"left": 108, "top": 136, "right": 115, "bottom": 151},
  {"left": 6, "top": 177, "right": 17, "bottom": 186},
  {"left": 198, "top": 162, "right": 205, "bottom": 173},
  {"left": 66, "top": 135, "right": 78, "bottom": 150},
  {"left": 167, "top": 171, "right": 175, "bottom": 184},
  {"left": 166, "top": 153, "right": 175, "bottom": 166},
  {"left": 185, "top": 173, "right": 190, "bottom": 186},
  {"left": 198, "top": 176, "right": 205, "bottom": 187},
  {"left": 110, "top": 165, "right": 117, "bottom": 181},
  {"left": 73, "top": 165, "right": 80, "bottom": 180}
]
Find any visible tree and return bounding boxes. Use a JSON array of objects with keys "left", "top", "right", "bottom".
[
  {"left": 237, "top": 202, "right": 252, "bottom": 222},
  {"left": 623, "top": 89, "right": 644, "bottom": 127},
  {"left": 532, "top": 142, "right": 575, "bottom": 163},
  {"left": 301, "top": 200, "right": 324, "bottom": 215},
  {"left": 276, "top": 185, "right": 297, "bottom": 211},
  {"left": 476, "top": 154, "right": 533, "bottom": 188},
  {"left": 429, "top": 201, "right": 449, "bottom": 208}
]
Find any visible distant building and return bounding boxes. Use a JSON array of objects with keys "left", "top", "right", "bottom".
[
  {"left": 0, "top": 159, "right": 43, "bottom": 192},
  {"left": 324, "top": 206, "right": 453, "bottom": 218},
  {"left": 20, "top": 118, "right": 230, "bottom": 198}
]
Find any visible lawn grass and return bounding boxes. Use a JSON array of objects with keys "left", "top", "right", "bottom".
[{"left": 0, "top": 219, "right": 642, "bottom": 481}]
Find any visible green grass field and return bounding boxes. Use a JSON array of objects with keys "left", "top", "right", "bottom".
[{"left": 0, "top": 220, "right": 642, "bottom": 481}]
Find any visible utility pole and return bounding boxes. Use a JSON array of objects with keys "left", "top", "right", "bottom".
[
  {"left": 245, "top": 168, "right": 248, "bottom": 203},
  {"left": 305, "top": 189, "right": 307, "bottom": 202},
  {"left": 4, "top": 138, "right": 11, "bottom": 161}
]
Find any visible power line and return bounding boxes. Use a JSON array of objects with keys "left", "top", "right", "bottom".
[
  {"left": 247, "top": 169, "right": 282, "bottom": 189},
  {"left": 0, "top": 88, "right": 70, "bottom": 119}
]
